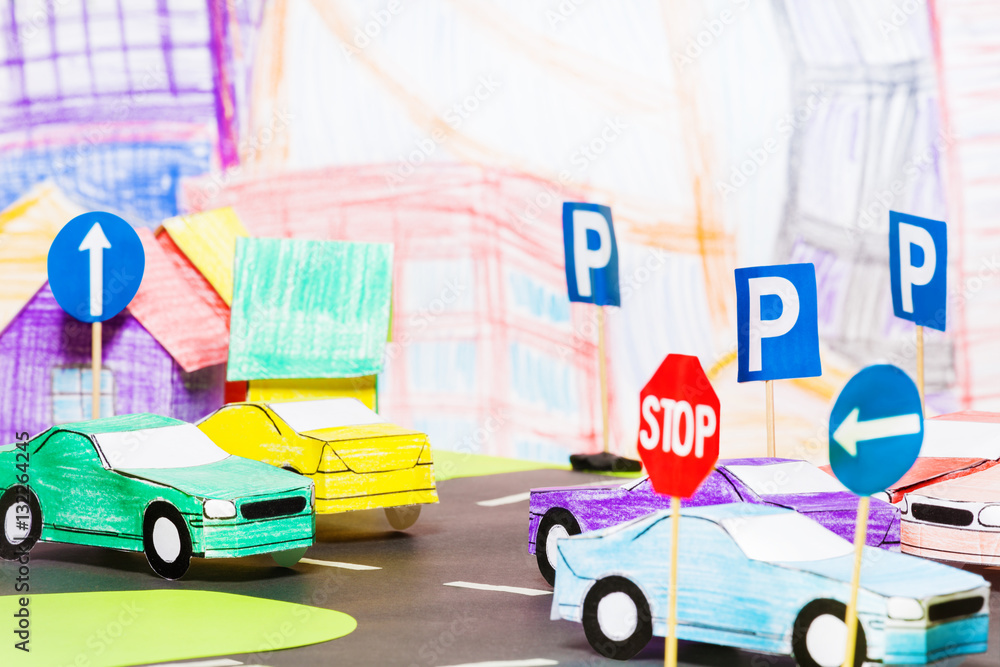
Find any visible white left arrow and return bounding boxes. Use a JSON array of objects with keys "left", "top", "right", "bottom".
[
  {"left": 79, "top": 223, "right": 111, "bottom": 318},
  {"left": 833, "top": 407, "right": 922, "bottom": 456}
]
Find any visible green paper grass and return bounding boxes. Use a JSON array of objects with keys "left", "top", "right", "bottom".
[{"left": 1, "top": 589, "right": 356, "bottom": 667}]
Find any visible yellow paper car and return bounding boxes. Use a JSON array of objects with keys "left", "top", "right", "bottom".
[{"left": 198, "top": 398, "right": 438, "bottom": 528}]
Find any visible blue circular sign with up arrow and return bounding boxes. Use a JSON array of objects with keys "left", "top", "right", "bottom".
[
  {"left": 47, "top": 212, "right": 145, "bottom": 323},
  {"left": 829, "top": 364, "right": 923, "bottom": 496}
]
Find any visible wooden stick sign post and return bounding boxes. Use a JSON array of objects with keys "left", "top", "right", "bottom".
[
  {"left": 888, "top": 211, "right": 948, "bottom": 415},
  {"left": 47, "top": 212, "right": 145, "bottom": 419},
  {"left": 562, "top": 202, "right": 641, "bottom": 473},
  {"left": 828, "top": 365, "right": 923, "bottom": 667},
  {"left": 735, "top": 263, "right": 822, "bottom": 458},
  {"left": 637, "top": 354, "right": 720, "bottom": 667}
]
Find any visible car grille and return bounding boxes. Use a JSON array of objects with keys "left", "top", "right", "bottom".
[
  {"left": 241, "top": 496, "right": 307, "bottom": 520},
  {"left": 910, "top": 503, "right": 974, "bottom": 527},
  {"left": 929, "top": 597, "right": 984, "bottom": 622}
]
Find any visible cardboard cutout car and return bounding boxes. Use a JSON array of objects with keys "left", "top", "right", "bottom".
[
  {"left": 199, "top": 398, "right": 438, "bottom": 529},
  {"left": 0, "top": 414, "right": 315, "bottom": 579}
]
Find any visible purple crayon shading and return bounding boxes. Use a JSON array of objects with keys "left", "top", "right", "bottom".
[
  {"left": 0, "top": 283, "right": 224, "bottom": 444},
  {"left": 529, "top": 458, "right": 899, "bottom": 584}
]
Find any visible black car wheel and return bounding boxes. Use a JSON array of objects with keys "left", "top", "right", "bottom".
[
  {"left": 535, "top": 507, "right": 581, "bottom": 585},
  {"left": 582, "top": 576, "right": 652, "bottom": 660},
  {"left": 792, "top": 599, "right": 866, "bottom": 667},
  {"left": 0, "top": 486, "right": 41, "bottom": 560},
  {"left": 143, "top": 502, "right": 193, "bottom": 580}
]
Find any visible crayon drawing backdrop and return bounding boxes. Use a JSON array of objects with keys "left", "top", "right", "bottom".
[{"left": 0, "top": 0, "right": 997, "bottom": 463}]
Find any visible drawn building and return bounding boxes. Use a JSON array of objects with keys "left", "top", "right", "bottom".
[
  {"left": 0, "top": 0, "right": 240, "bottom": 224},
  {"left": 184, "top": 163, "right": 603, "bottom": 461},
  {"left": 930, "top": 0, "right": 1000, "bottom": 411},
  {"left": 0, "top": 185, "right": 231, "bottom": 443},
  {"left": 770, "top": 2, "right": 953, "bottom": 410},
  {"left": 0, "top": 283, "right": 225, "bottom": 443}
]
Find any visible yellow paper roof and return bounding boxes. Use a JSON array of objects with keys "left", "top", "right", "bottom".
[
  {"left": 0, "top": 183, "right": 85, "bottom": 333},
  {"left": 161, "top": 207, "right": 249, "bottom": 305}
]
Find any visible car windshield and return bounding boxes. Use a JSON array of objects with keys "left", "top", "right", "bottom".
[
  {"left": 722, "top": 513, "right": 854, "bottom": 562},
  {"left": 269, "top": 398, "right": 386, "bottom": 433},
  {"left": 921, "top": 419, "right": 1000, "bottom": 458},
  {"left": 94, "top": 424, "right": 231, "bottom": 469},
  {"left": 623, "top": 476, "right": 650, "bottom": 491},
  {"left": 726, "top": 461, "right": 845, "bottom": 496}
]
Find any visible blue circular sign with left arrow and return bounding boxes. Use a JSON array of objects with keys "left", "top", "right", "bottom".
[
  {"left": 47, "top": 211, "right": 145, "bottom": 323},
  {"left": 829, "top": 364, "right": 923, "bottom": 496}
]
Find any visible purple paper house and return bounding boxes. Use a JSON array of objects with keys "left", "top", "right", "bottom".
[{"left": 0, "top": 283, "right": 225, "bottom": 444}]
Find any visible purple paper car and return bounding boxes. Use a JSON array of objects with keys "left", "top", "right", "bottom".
[{"left": 529, "top": 457, "right": 900, "bottom": 584}]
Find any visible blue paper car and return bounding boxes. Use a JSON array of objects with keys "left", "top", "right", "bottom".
[{"left": 551, "top": 504, "right": 989, "bottom": 665}]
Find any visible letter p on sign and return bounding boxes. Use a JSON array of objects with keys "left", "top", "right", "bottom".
[
  {"left": 890, "top": 211, "right": 947, "bottom": 331},
  {"left": 735, "top": 263, "right": 821, "bottom": 383},
  {"left": 562, "top": 202, "right": 620, "bottom": 306}
]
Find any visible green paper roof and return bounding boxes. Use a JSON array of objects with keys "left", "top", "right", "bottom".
[{"left": 227, "top": 238, "right": 393, "bottom": 381}]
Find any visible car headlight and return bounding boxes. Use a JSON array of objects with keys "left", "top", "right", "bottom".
[
  {"left": 310, "top": 484, "right": 316, "bottom": 509},
  {"left": 978, "top": 505, "right": 1000, "bottom": 527},
  {"left": 204, "top": 499, "right": 237, "bottom": 519},
  {"left": 900, "top": 495, "right": 909, "bottom": 515},
  {"left": 887, "top": 597, "right": 925, "bottom": 621}
]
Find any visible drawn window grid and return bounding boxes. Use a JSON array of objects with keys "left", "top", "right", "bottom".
[
  {"left": 51, "top": 365, "right": 115, "bottom": 424},
  {"left": 505, "top": 269, "right": 571, "bottom": 327},
  {"left": 1, "top": 3, "right": 212, "bottom": 113}
]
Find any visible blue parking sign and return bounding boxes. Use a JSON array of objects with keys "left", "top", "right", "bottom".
[
  {"left": 47, "top": 211, "right": 145, "bottom": 323},
  {"left": 829, "top": 365, "right": 923, "bottom": 496},
  {"left": 562, "top": 202, "right": 620, "bottom": 307},
  {"left": 735, "top": 263, "right": 821, "bottom": 382},
  {"left": 889, "top": 211, "right": 947, "bottom": 331}
]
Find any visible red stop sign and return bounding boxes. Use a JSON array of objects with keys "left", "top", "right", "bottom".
[{"left": 637, "top": 354, "right": 720, "bottom": 498}]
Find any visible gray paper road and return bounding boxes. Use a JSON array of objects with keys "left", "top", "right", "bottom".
[{"left": 15, "top": 468, "right": 1000, "bottom": 666}]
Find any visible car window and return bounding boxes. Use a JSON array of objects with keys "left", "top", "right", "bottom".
[
  {"left": 94, "top": 424, "right": 231, "bottom": 469},
  {"left": 36, "top": 431, "right": 103, "bottom": 467},
  {"left": 725, "top": 461, "right": 846, "bottom": 496},
  {"left": 922, "top": 419, "right": 1000, "bottom": 458},
  {"left": 721, "top": 512, "right": 853, "bottom": 562},
  {"left": 623, "top": 476, "right": 650, "bottom": 492},
  {"left": 637, "top": 515, "right": 744, "bottom": 560},
  {"left": 269, "top": 398, "right": 386, "bottom": 433},
  {"left": 208, "top": 404, "right": 281, "bottom": 434},
  {"left": 695, "top": 470, "right": 743, "bottom": 502}
]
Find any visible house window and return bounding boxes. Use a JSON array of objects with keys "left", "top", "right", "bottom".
[
  {"left": 52, "top": 367, "right": 115, "bottom": 424},
  {"left": 508, "top": 341, "right": 578, "bottom": 414},
  {"left": 506, "top": 270, "right": 571, "bottom": 325}
]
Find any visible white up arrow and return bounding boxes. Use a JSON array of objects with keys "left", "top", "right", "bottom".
[
  {"left": 78, "top": 223, "right": 111, "bottom": 318},
  {"left": 833, "top": 407, "right": 922, "bottom": 456}
]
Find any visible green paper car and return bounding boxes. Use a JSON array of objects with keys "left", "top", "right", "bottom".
[{"left": 0, "top": 414, "right": 315, "bottom": 579}]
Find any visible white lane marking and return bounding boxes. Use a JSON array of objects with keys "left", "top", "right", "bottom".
[
  {"left": 146, "top": 660, "right": 244, "bottom": 667},
  {"left": 443, "top": 581, "right": 552, "bottom": 596},
  {"left": 476, "top": 492, "right": 531, "bottom": 507},
  {"left": 299, "top": 557, "right": 381, "bottom": 571},
  {"left": 437, "top": 660, "right": 558, "bottom": 667}
]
